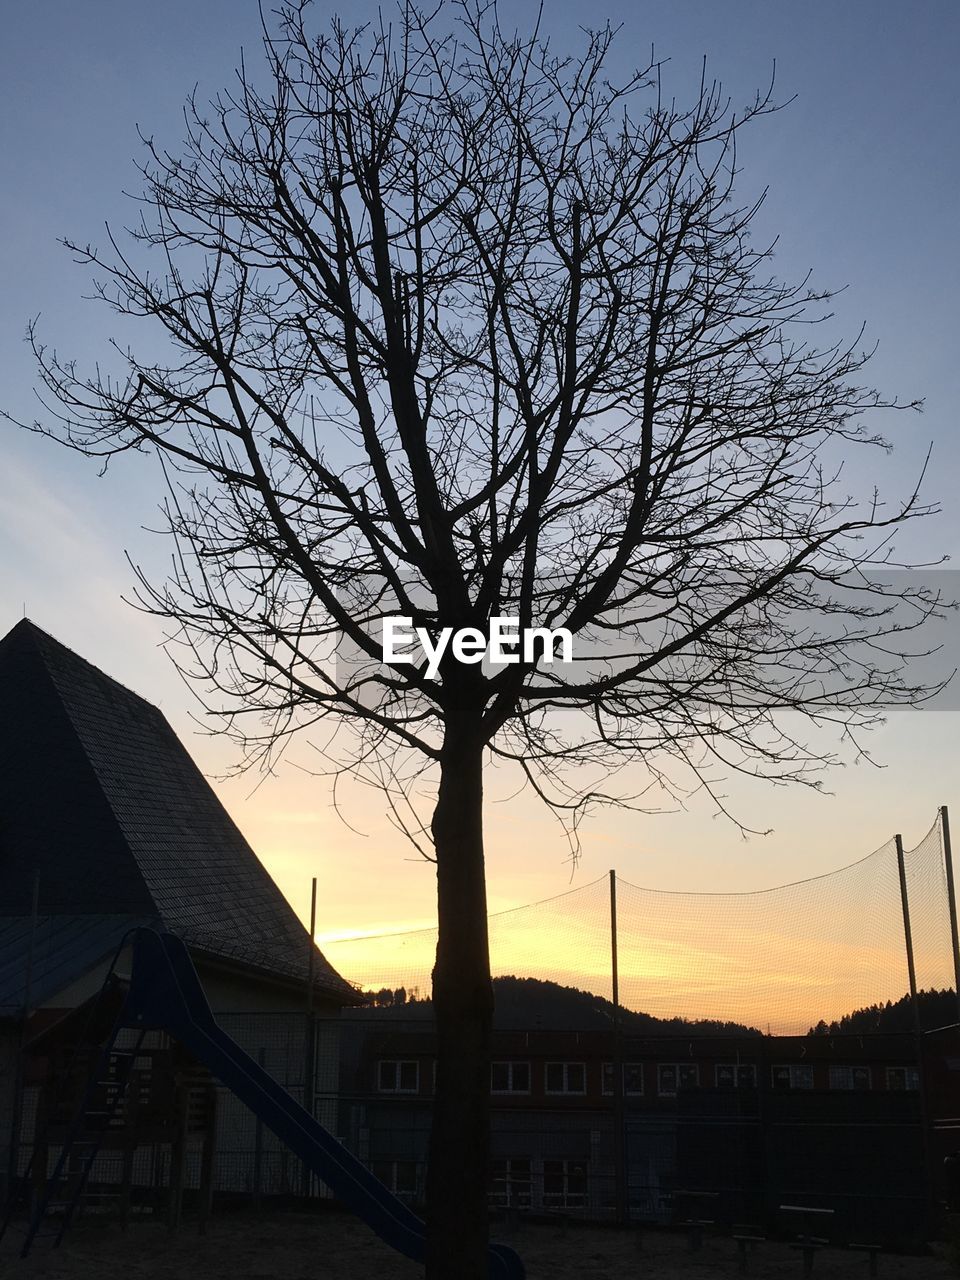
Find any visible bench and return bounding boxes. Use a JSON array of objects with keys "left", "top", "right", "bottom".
[
  {"left": 674, "top": 1189, "right": 719, "bottom": 1251},
  {"left": 849, "top": 1242, "right": 882, "bottom": 1276},
  {"left": 731, "top": 1231, "right": 766, "bottom": 1274},
  {"left": 790, "top": 1239, "right": 828, "bottom": 1275},
  {"left": 780, "top": 1203, "right": 835, "bottom": 1232},
  {"left": 682, "top": 1218, "right": 715, "bottom": 1252},
  {"left": 780, "top": 1204, "right": 835, "bottom": 1275}
]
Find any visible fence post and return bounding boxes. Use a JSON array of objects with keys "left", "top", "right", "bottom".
[
  {"left": 939, "top": 807, "right": 960, "bottom": 1024},
  {"left": 610, "top": 870, "right": 626, "bottom": 1224}
]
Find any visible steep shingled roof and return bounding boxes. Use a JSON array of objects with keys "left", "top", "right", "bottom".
[{"left": 0, "top": 620, "right": 356, "bottom": 1004}]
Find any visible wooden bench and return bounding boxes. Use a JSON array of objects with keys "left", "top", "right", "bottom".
[
  {"left": 849, "top": 1242, "right": 882, "bottom": 1276},
  {"left": 780, "top": 1203, "right": 835, "bottom": 1231},
  {"left": 731, "top": 1230, "right": 765, "bottom": 1274},
  {"left": 674, "top": 1189, "right": 719, "bottom": 1251},
  {"left": 682, "top": 1218, "right": 715, "bottom": 1251},
  {"left": 780, "top": 1204, "right": 835, "bottom": 1275},
  {"left": 790, "top": 1239, "right": 828, "bottom": 1275}
]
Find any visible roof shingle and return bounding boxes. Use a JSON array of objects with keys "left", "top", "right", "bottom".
[{"left": 0, "top": 620, "right": 355, "bottom": 1003}]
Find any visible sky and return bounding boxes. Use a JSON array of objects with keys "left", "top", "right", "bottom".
[{"left": 1, "top": 2, "right": 959, "bottom": 1013}]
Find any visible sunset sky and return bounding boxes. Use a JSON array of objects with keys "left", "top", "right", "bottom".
[{"left": 1, "top": 2, "right": 958, "bottom": 1024}]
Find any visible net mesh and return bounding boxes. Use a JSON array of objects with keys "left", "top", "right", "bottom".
[
  {"left": 902, "top": 817, "right": 956, "bottom": 997},
  {"left": 614, "top": 842, "right": 903, "bottom": 1033},
  {"left": 324, "top": 811, "right": 958, "bottom": 1036}
]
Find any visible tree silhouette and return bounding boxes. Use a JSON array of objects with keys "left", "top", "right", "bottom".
[{"left": 11, "top": 3, "right": 943, "bottom": 1273}]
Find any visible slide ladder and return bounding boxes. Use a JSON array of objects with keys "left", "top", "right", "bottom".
[{"left": 8, "top": 928, "right": 525, "bottom": 1279}]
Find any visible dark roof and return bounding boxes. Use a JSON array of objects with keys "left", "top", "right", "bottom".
[
  {"left": 0, "top": 620, "right": 355, "bottom": 1005},
  {"left": 0, "top": 914, "right": 152, "bottom": 1016}
]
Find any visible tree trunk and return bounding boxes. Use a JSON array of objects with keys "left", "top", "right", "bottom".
[{"left": 425, "top": 719, "right": 493, "bottom": 1280}]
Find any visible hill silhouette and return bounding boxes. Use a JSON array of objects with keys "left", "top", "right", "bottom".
[
  {"left": 808, "top": 987, "right": 960, "bottom": 1035},
  {"left": 362, "top": 974, "right": 760, "bottom": 1035},
  {"left": 360, "top": 978, "right": 960, "bottom": 1036}
]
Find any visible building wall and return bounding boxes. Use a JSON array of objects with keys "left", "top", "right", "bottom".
[
  {"left": 36, "top": 946, "right": 133, "bottom": 1011},
  {"left": 195, "top": 959, "right": 341, "bottom": 1018},
  {"left": 15, "top": 951, "right": 346, "bottom": 1200},
  {"left": 197, "top": 960, "right": 343, "bottom": 1191},
  {"left": 336, "top": 1019, "right": 941, "bottom": 1239},
  {"left": 0, "top": 1021, "right": 20, "bottom": 1203},
  {"left": 35, "top": 946, "right": 344, "bottom": 1020}
]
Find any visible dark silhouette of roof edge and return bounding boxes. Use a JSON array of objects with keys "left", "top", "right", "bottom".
[
  {"left": 0, "top": 620, "right": 357, "bottom": 1005},
  {"left": 0, "top": 913, "right": 158, "bottom": 1015}
]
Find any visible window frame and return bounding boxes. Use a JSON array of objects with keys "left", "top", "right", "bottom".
[
  {"left": 377, "top": 1059, "right": 420, "bottom": 1094},
  {"left": 601, "top": 1062, "right": 645, "bottom": 1096},
  {"left": 771, "top": 1063, "right": 815, "bottom": 1091},
  {"left": 489, "top": 1157, "right": 532, "bottom": 1209},
  {"left": 544, "top": 1061, "right": 587, "bottom": 1096},
  {"left": 885, "top": 1065, "right": 920, "bottom": 1092},
  {"left": 542, "top": 1158, "right": 588, "bottom": 1209},
  {"left": 371, "top": 1159, "right": 419, "bottom": 1199},
  {"left": 491, "top": 1060, "right": 532, "bottom": 1095},
  {"left": 657, "top": 1062, "right": 700, "bottom": 1097},
  {"left": 828, "top": 1064, "right": 872, "bottom": 1091},
  {"left": 715, "top": 1062, "right": 757, "bottom": 1089}
]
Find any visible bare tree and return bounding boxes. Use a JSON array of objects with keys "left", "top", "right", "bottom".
[{"left": 12, "top": 2, "right": 943, "bottom": 1273}]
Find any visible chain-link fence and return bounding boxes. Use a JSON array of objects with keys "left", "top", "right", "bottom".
[
  {"left": 11, "top": 1013, "right": 339, "bottom": 1206},
  {"left": 330, "top": 1016, "right": 934, "bottom": 1243}
]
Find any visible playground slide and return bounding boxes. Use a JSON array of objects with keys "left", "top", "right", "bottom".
[{"left": 125, "top": 929, "right": 525, "bottom": 1280}]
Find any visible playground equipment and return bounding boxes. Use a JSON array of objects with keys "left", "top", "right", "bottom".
[
  {"left": 12, "top": 1016, "right": 217, "bottom": 1236},
  {"left": 1, "top": 928, "right": 525, "bottom": 1279}
]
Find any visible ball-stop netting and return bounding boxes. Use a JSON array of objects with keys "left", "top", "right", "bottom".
[{"left": 324, "top": 810, "right": 957, "bottom": 1035}]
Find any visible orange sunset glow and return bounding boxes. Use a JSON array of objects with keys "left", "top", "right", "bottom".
[{"left": 316, "top": 825, "right": 954, "bottom": 1036}]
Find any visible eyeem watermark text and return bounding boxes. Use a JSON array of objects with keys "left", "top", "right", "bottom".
[{"left": 381, "top": 616, "right": 573, "bottom": 678}]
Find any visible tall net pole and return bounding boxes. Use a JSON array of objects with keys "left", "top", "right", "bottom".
[
  {"left": 896, "top": 834, "right": 922, "bottom": 1037},
  {"left": 302, "top": 876, "right": 318, "bottom": 1198},
  {"left": 896, "top": 832, "right": 936, "bottom": 1222},
  {"left": 610, "top": 870, "right": 626, "bottom": 1224},
  {"left": 939, "top": 806, "right": 960, "bottom": 1024}
]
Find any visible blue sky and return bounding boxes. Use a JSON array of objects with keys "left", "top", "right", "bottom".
[{"left": 1, "top": 1, "right": 958, "bottom": 943}]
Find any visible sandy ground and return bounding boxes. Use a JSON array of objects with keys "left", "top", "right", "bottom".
[{"left": 0, "top": 1209, "right": 956, "bottom": 1279}]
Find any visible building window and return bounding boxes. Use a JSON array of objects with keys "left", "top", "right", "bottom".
[
  {"left": 886, "top": 1066, "right": 920, "bottom": 1092},
  {"left": 829, "top": 1065, "right": 871, "bottom": 1091},
  {"left": 490, "top": 1158, "right": 532, "bottom": 1208},
  {"left": 715, "top": 1063, "right": 757, "bottom": 1089},
  {"left": 602, "top": 1063, "right": 645, "bottom": 1095},
  {"left": 657, "top": 1063, "right": 699, "bottom": 1096},
  {"left": 377, "top": 1060, "right": 419, "bottom": 1093},
  {"left": 772, "top": 1064, "right": 814, "bottom": 1091},
  {"left": 372, "top": 1159, "right": 419, "bottom": 1200},
  {"left": 545, "top": 1062, "right": 587, "bottom": 1095},
  {"left": 491, "top": 1061, "right": 531, "bottom": 1094},
  {"left": 543, "top": 1159, "right": 588, "bottom": 1208}
]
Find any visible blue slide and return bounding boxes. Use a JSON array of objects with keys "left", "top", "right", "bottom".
[{"left": 123, "top": 929, "right": 524, "bottom": 1280}]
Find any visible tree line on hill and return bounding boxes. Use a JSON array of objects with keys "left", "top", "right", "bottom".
[
  {"left": 364, "top": 976, "right": 960, "bottom": 1037},
  {"left": 363, "top": 974, "right": 760, "bottom": 1035},
  {"left": 808, "top": 988, "right": 959, "bottom": 1035}
]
